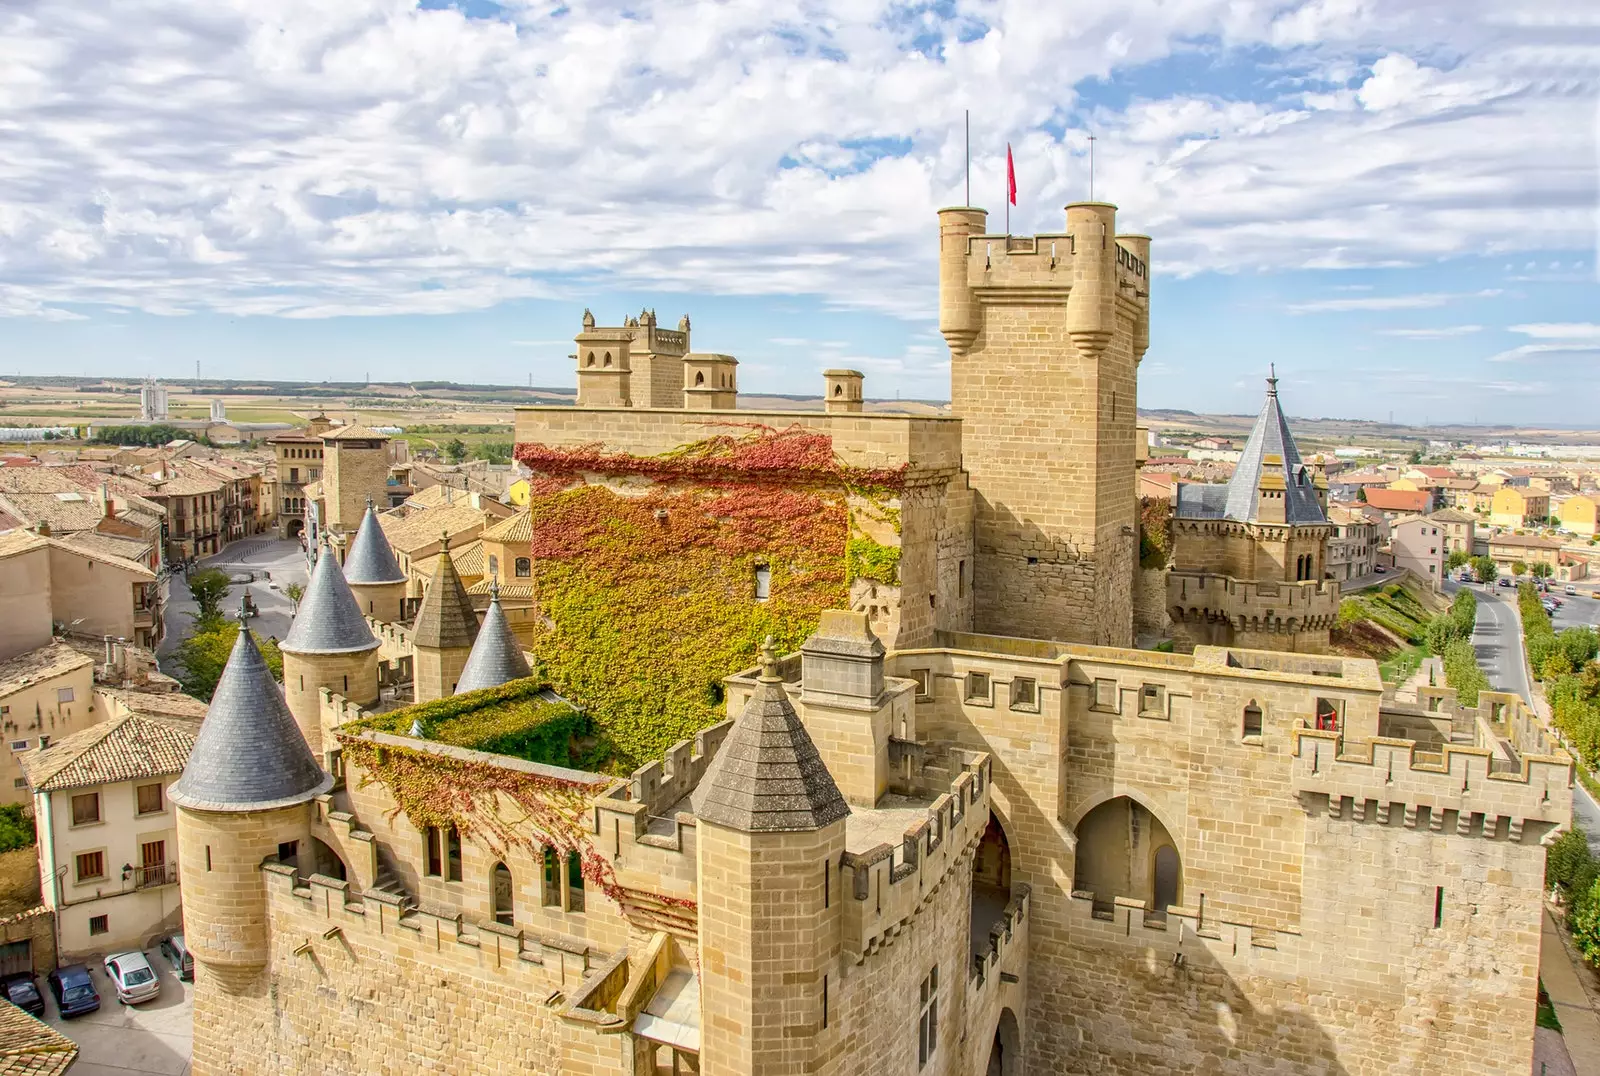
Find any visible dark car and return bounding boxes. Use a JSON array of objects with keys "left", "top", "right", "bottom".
[
  {"left": 47, "top": 964, "right": 100, "bottom": 1018},
  {"left": 159, "top": 934, "right": 193, "bottom": 981},
  {"left": 0, "top": 972, "right": 44, "bottom": 1017},
  {"left": 1498, "top": 577, "right": 1513, "bottom": 587}
]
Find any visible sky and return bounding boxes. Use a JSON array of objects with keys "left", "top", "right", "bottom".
[{"left": 0, "top": 1, "right": 1597, "bottom": 425}]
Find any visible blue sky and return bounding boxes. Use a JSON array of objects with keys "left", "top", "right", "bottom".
[{"left": 0, "top": 1, "right": 1596, "bottom": 424}]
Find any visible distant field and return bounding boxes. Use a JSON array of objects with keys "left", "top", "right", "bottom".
[{"left": 224, "top": 407, "right": 303, "bottom": 424}]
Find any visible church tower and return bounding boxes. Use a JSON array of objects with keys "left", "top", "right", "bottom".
[
  {"left": 171, "top": 613, "right": 332, "bottom": 1004},
  {"left": 411, "top": 537, "right": 480, "bottom": 701},
  {"left": 939, "top": 203, "right": 1151, "bottom": 647},
  {"left": 280, "top": 540, "right": 380, "bottom": 761},
  {"left": 693, "top": 641, "right": 849, "bottom": 1076},
  {"left": 343, "top": 499, "right": 408, "bottom": 623}
]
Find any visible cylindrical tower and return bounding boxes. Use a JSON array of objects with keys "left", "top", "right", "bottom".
[
  {"left": 170, "top": 617, "right": 332, "bottom": 996},
  {"left": 1065, "top": 202, "right": 1117, "bottom": 358},
  {"left": 937, "top": 206, "right": 987, "bottom": 357},
  {"left": 1116, "top": 232, "right": 1152, "bottom": 362},
  {"left": 344, "top": 500, "right": 409, "bottom": 623},
  {"left": 280, "top": 542, "right": 380, "bottom": 759}
]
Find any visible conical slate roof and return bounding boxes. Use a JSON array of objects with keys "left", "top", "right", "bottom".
[
  {"left": 281, "top": 545, "right": 379, "bottom": 655},
  {"left": 344, "top": 503, "right": 406, "bottom": 585},
  {"left": 693, "top": 642, "right": 849, "bottom": 833},
  {"left": 455, "top": 584, "right": 532, "bottom": 694},
  {"left": 412, "top": 541, "right": 479, "bottom": 650},
  {"left": 1220, "top": 370, "right": 1325, "bottom": 525},
  {"left": 169, "top": 620, "right": 332, "bottom": 812}
]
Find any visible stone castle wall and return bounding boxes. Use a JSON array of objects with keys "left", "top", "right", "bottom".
[{"left": 1132, "top": 565, "right": 1170, "bottom": 639}]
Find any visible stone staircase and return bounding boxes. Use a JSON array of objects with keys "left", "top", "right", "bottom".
[{"left": 367, "top": 841, "right": 417, "bottom": 916}]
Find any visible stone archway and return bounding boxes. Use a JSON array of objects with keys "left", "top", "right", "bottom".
[
  {"left": 308, "top": 837, "right": 347, "bottom": 881},
  {"left": 1073, "top": 796, "right": 1181, "bottom": 916},
  {"left": 492, "top": 862, "right": 514, "bottom": 926},
  {"left": 971, "top": 813, "right": 1013, "bottom": 963},
  {"left": 986, "top": 1007, "right": 1021, "bottom": 1076}
]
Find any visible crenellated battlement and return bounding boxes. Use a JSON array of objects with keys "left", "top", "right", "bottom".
[
  {"left": 590, "top": 719, "right": 734, "bottom": 853},
  {"left": 1290, "top": 728, "right": 1571, "bottom": 837},
  {"left": 969, "top": 884, "right": 1029, "bottom": 994},
  {"left": 839, "top": 753, "right": 992, "bottom": 964},
  {"left": 1065, "top": 888, "right": 1301, "bottom": 975}
]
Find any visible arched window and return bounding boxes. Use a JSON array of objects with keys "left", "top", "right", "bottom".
[
  {"left": 603, "top": 351, "right": 612, "bottom": 367},
  {"left": 695, "top": 371, "right": 705, "bottom": 385},
  {"left": 567, "top": 850, "right": 585, "bottom": 912},
  {"left": 542, "top": 846, "right": 560, "bottom": 907},
  {"left": 514, "top": 557, "right": 531, "bottom": 578},
  {"left": 492, "top": 862, "right": 514, "bottom": 926},
  {"left": 834, "top": 384, "right": 843, "bottom": 397},
  {"left": 487, "top": 554, "right": 499, "bottom": 578},
  {"left": 586, "top": 351, "right": 596, "bottom": 367},
  {"left": 1243, "top": 700, "right": 1263, "bottom": 738}
]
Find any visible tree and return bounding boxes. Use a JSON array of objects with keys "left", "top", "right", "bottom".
[
  {"left": 186, "top": 568, "right": 232, "bottom": 624},
  {"left": 173, "top": 621, "right": 283, "bottom": 700},
  {"left": 1571, "top": 876, "right": 1600, "bottom": 967},
  {"left": 1531, "top": 562, "right": 1554, "bottom": 580},
  {"left": 1445, "top": 549, "right": 1470, "bottom": 571},
  {"left": 284, "top": 581, "right": 305, "bottom": 614},
  {"left": 1471, "top": 556, "right": 1498, "bottom": 584},
  {"left": 1511, "top": 560, "right": 1528, "bottom": 578},
  {"left": 1356, "top": 487, "right": 1368, "bottom": 503},
  {"left": 444, "top": 438, "right": 467, "bottom": 464},
  {"left": 1408, "top": 448, "right": 1423, "bottom": 465}
]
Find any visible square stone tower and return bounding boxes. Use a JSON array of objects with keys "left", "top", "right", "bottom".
[
  {"left": 939, "top": 204, "right": 1150, "bottom": 647},
  {"left": 320, "top": 425, "right": 392, "bottom": 533}
]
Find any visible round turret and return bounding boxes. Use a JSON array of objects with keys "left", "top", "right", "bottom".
[
  {"left": 171, "top": 618, "right": 332, "bottom": 994},
  {"left": 344, "top": 499, "right": 408, "bottom": 623},
  {"left": 455, "top": 581, "right": 532, "bottom": 694},
  {"left": 280, "top": 541, "right": 381, "bottom": 758}
]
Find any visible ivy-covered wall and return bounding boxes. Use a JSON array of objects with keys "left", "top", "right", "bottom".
[{"left": 513, "top": 424, "right": 905, "bottom": 770}]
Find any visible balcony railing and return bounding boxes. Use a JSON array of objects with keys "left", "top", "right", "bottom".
[{"left": 130, "top": 863, "right": 177, "bottom": 889}]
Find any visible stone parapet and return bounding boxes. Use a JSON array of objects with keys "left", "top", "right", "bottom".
[
  {"left": 1064, "top": 889, "right": 1300, "bottom": 974},
  {"left": 839, "top": 753, "right": 992, "bottom": 964},
  {"left": 969, "top": 884, "right": 1029, "bottom": 994},
  {"left": 1290, "top": 729, "right": 1571, "bottom": 836}
]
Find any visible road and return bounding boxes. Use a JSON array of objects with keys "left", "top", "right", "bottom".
[
  {"left": 1456, "top": 579, "right": 1600, "bottom": 849},
  {"left": 157, "top": 538, "right": 311, "bottom": 672}
]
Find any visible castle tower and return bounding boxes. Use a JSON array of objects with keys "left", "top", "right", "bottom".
[
  {"left": 682, "top": 353, "right": 738, "bottom": 410},
  {"left": 693, "top": 641, "right": 849, "bottom": 1076},
  {"left": 411, "top": 537, "right": 480, "bottom": 701},
  {"left": 822, "top": 370, "right": 864, "bottom": 414},
  {"left": 319, "top": 425, "right": 391, "bottom": 533},
  {"left": 280, "top": 541, "right": 380, "bottom": 760},
  {"left": 938, "top": 203, "right": 1151, "bottom": 647},
  {"left": 454, "top": 581, "right": 531, "bottom": 694},
  {"left": 170, "top": 613, "right": 332, "bottom": 998},
  {"left": 575, "top": 309, "right": 633, "bottom": 408},
  {"left": 343, "top": 499, "right": 408, "bottom": 622}
]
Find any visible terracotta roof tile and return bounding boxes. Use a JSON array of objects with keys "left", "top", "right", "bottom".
[
  {"left": 0, "top": 998, "right": 78, "bottom": 1075},
  {"left": 20, "top": 712, "right": 199, "bottom": 793}
]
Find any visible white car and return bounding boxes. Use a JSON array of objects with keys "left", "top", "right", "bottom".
[{"left": 103, "top": 951, "right": 161, "bottom": 1005}]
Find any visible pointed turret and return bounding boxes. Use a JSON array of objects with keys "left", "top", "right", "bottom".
[
  {"left": 280, "top": 542, "right": 381, "bottom": 757},
  {"left": 455, "top": 581, "right": 532, "bottom": 694},
  {"left": 172, "top": 608, "right": 331, "bottom": 997},
  {"left": 694, "top": 639, "right": 848, "bottom": 1074},
  {"left": 1221, "top": 368, "right": 1327, "bottom": 526},
  {"left": 343, "top": 499, "right": 408, "bottom": 623},
  {"left": 694, "top": 640, "right": 848, "bottom": 833},
  {"left": 170, "top": 617, "right": 332, "bottom": 813},
  {"left": 411, "top": 535, "right": 481, "bottom": 701}
]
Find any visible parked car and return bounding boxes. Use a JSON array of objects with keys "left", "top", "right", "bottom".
[
  {"left": 1565, "top": 585, "right": 1578, "bottom": 596},
  {"left": 0, "top": 972, "right": 44, "bottom": 1017},
  {"left": 1498, "top": 577, "right": 1513, "bottom": 587},
  {"left": 1374, "top": 565, "right": 1387, "bottom": 574},
  {"left": 47, "top": 965, "right": 100, "bottom": 1017},
  {"left": 159, "top": 934, "right": 193, "bottom": 981},
  {"left": 103, "top": 951, "right": 161, "bottom": 1005}
]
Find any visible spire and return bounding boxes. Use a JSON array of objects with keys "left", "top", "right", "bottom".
[
  {"left": 411, "top": 544, "right": 479, "bottom": 650},
  {"left": 281, "top": 540, "right": 379, "bottom": 655},
  {"left": 1266, "top": 363, "right": 1278, "bottom": 397},
  {"left": 343, "top": 503, "right": 405, "bottom": 585},
  {"left": 693, "top": 638, "right": 849, "bottom": 833},
  {"left": 455, "top": 579, "right": 532, "bottom": 694},
  {"left": 1219, "top": 369, "right": 1326, "bottom": 525},
  {"left": 169, "top": 613, "right": 332, "bottom": 812}
]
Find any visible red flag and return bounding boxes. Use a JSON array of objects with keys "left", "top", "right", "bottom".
[{"left": 1006, "top": 143, "right": 1017, "bottom": 206}]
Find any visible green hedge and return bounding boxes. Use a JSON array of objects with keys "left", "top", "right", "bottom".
[{"left": 352, "top": 679, "right": 598, "bottom": 769}]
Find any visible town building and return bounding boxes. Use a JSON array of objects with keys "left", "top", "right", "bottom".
[
  {"left": 1326, "top": 503, "right": 1378, "bottom": 581},
  {"left": 1557, "top": 494, "right": 1599, "bottom": 537},
  {"left": 268, "top": 415, "right": 332, "bottom": 540},
  {"left": 0, "top": 530, "right": 164, "bottom": 656},
  {"left": 22, "top": 701, "right": 203, "bottom": 957},
  {"left": 1360, "top": 487, "right": 1435, "bottom": 523},
  {"left": 1485, "top": 533, "right": 1586, "bottom": 581},
  {"left": 1388, "top": 518, "right": 1445, "bottom": 589},
  {"left": 1490, "top": 486, "right": 1551, "bottom": 529},
  {"left": 138, "top": 379, "right": 169, "bottom": 423},
  {"left": 1168, "top": 373, "right": 1337, "bottom": 653},
  {"left": 170, "top": 203, "right": 1570, "bottom": 1076},
  {"left": 1427, "top": 508, "right": 1476, "bottom": 558}
]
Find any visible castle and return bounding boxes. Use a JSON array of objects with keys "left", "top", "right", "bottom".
[{"left": 171, "top": 203, "right": 1571, "bottom": 1076}]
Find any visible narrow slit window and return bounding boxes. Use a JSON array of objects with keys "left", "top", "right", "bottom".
[
  {"left": 754, "top": 564, "right": 771, "bottom": 602},
  {"left": 1433, "top": 886, "right": 1444, "bottom": 929},
  {"left": 1243, "top": 701, "right": 1263, "bottom": 738}
]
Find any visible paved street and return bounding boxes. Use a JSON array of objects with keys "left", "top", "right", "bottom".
[
  {"left": 42, "top": 948, "right": 192, "bottom": 1075},
  {"left": 158, "top": 537, "right": 311, "bottom": 669}
]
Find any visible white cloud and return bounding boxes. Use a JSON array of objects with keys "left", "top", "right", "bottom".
[
  {"left": 0, "top": 0, "right": 1593, "bottom": 324},
  {"left": 1508, "top": 323, "right": 1600, "bottom": 340},
  {"left": 1377, "top": 325, "right": 1484, "bottom": 338},
  {"left": 1487, "top": 343, "right": 1600, "bottom": 363},
  {"left": 1287, "top": 290, "right": 1501, "bottom": 313}
]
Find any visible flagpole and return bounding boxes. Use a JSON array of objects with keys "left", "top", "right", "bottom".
[
  {"left": 1005, "top": 146, "right": 1009, "bottom": 235},
  {"left": 964, "top": 109, "right": 970, "bottom": 207},
  {"left": 1088, "top": 133, "right": 1097, "bottom": 201}
]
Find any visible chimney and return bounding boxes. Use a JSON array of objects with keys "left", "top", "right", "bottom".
[{"left": 100, "top": 483, "right": 115, "bottom": 518}]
